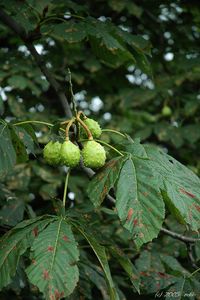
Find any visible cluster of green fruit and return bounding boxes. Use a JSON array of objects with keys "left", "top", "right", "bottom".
[{"left": 43, "top": 117, "right": 106, "bottom": 169}]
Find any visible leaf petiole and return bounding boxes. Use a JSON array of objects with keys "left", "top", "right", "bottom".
[
  {"left": 102, "top": 128, "right": 126, "bottom": 138},
  {"left": 95, "top": 139, "right": 124, "bottom": 157}
]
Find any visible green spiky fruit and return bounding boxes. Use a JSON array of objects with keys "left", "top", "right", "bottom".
[
  {"left": 80, "top": 118, "right": 102, "bottom": 139},
  {"left": 82, "top": 141, "right": 106, "bottom": 169},
  {"left": 43, "top": 141, "right": 61, "bottom": 166},
  {"left": 60, "top": 141, "right": 81, "bottom": 167},
  {"left": 162, "top": 105, "right": 172, "bottom": 117}
]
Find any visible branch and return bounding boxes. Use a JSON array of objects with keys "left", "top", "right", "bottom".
[
  {"left": 186, "top": 243, "right": 199, "bottom": 270},
  {"left": 160, "top": 227, "right": 200, "bottom": 243},
  {"left": 0, "top": 8, "right": 72, "bottom": 118}
]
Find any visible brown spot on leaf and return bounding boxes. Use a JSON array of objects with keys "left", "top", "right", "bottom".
[
  {"left": 101, "top": 185, "right": 108, "bottom": 200},
  {"left": 194, "top": 204, "right": 200, "bottom": 212},
  {"left": 33, "top": 227, "right": 38, "bottom": 237},
  {"left": 179, "top": 188, "right": 195, "bottom": 198},
  {"left": 43, "top": 270, "right": 49, "bottom": 280},
  {"left": 133, "top": 218, "right": 138, "bottom": 226},
  {"left": 127, "top": 208, "right": 134, "bottom": 221},
  {"left": 48, "top": 246, "right": 54, "bottom": 252},
  {"left": 158, "top": 272, "right": 167, "bottom": 278},
  {"left": 143, "top": 192, "right": 149, "bottom": 197},
  {"left": 18, "top": 131, "right": 24, "bottom": 139},
  {"left": 140, "top": 271, "right": 149, "bottom": 276},
  {"left": 54, "top": 290, "right": 64, "bottom": 300},
  {"left": 32, "top": 259, "right": 36, "bottom": 265},
  {"left": 138, "top": 232, "right": 144, "bottom": 238},
  {"left": 63, "top": 235, "right": 68, "bottom": 242},
  {"left": 156, "top": 282, "right": 161, "bottom": 288}
]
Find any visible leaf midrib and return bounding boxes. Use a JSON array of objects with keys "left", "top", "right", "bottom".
[{"left": 48, "top": 218, "right": 63, "bottom": 275}]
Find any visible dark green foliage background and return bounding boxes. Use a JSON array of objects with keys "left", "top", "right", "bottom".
[{"left": 0, "top": 0, "right": 200, "bottom": 299}]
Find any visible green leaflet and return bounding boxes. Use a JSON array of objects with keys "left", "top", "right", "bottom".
[
  {"left": 0, "top": 216, "right": 52, "bottom": 290},
  {"left": 116, "top": 155, "right": 165, "bottom": 248},
  {"left": 26, "top": 218, "right": 79, "bottom": 299},
  {"left": 144, "top": 145, "right": 200, "bottom": 231},
  {"left": 87, "top": 156, "right": 126, "bottom": 207},
  {"left": 0, "top": 124, "right": 16, "bottom": 178},
  {"left": 109, "top": 246, "right": 140, "bottom": 293},
  {"left": 72, "top": 221, "right": 119, "bottom": 300}
]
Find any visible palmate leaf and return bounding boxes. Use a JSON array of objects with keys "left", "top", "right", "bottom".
[
  {"left": 144, "top": 145, "right": 200, "bottom": 231},
  {"left": 26, "top": 218, "right": 79, "bottom": 300},
  {"left": 0, "top": 216, "right": 52, "bottom": 290},
  {"left": 87, "top": 156, "right": 126, "bottom": 207},
  {"left": 116, "top": 155, "right": 165, "bottom": 248},
  {"left": 42, "top": 17, "right": 151, "bottom": 69},
  {"left": 0, "top": 124, "right": 16, "bottom": 178}
]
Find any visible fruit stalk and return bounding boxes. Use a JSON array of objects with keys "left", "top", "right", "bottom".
[
  {"left": 77, "top": 117, "right": 93, "bottom": 140},
  {"left": 63, "top": 169, "right": 70, "bottom": 209},
  {"left": 65, "top": 118, "right": 75, "bottom": 141}
]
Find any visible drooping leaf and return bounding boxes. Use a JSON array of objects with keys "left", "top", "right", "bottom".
[
  {"left": 144, "top": 145, "right": 200, "bottom": 231},
  {"left": 109, "top": 246, "right": 140, "bottom": 293},
  {"left": 79, "top": 261, "right": 109, "bottom": 300},
  {"left": 0, "top": 216, "right": 52, "bottom": 290},
  {"left": 72, "top": 221, "right": 119, "bottom": 300},
  {"left": 87, "top": 156, "right": 126, "bottom": 207},
  {"left": 26, "top": 218, "right": 79, "bottom": 299},
  {"left": 0, "top": 124, "right": 16, "bottom": 178},
  {"left": 116, "top": 155, "right": 165, "bottom": 248}
]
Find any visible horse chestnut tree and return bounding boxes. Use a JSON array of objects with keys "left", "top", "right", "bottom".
[{"left": 0, "top": 1, "right": 200, "bottom": 300}]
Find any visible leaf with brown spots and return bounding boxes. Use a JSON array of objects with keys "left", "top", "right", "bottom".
[
  {"left": 0, "top": 216, "right": 52, "bottom": 290},
  {"left": 144, "top": 145, "right": 200, "bottom": 231},
  {"left": 26, "top": 218, "right": 79, "bottom": 299},
  {"left": 135, "top": 250, "right": 180, "bottom": 294},
  {"left": 116, "top": 155, "right": 165, "bottom": 248},
  {"left": 87, "top": 156, "right": 126, "bottom": 207}
]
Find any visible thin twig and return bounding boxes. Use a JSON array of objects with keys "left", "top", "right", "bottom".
[
  {"left": 186, "top": 243, "right": 199, "bottom": 270},
  {"left": 161, "top": 227, "right": 200, "bottom": 243}
]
